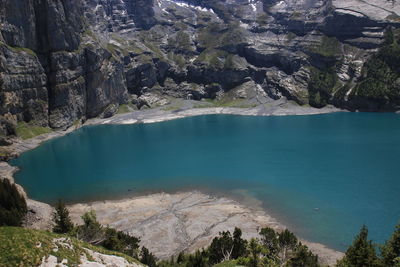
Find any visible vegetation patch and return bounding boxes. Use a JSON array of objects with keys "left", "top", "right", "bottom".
[
  {"left": 0, "top": 226, "right": 142, "bottom": 267},
  {"left": 7, "top": 45, "right": 36, "bottom": 57},
  {"left": 117, "top": 104, "right": 133, "bottom": 114},
  {"left": 312, "top": 35, "right": 341, "bottom": 58},
  {"left": 350, "top": 28, "right": 400, "bottom": 107},
  {"left": 197, "top": 22, "right": 244, "bottom": 50},
  {"left": 167, "top": 52, "right": 186, "bottom": 69},
  {"left": 168, "top": 31, "right": 193, "bottom": 52},
  {"left": 308, "top": 66, "right": 339, "bottom": 108},
  {"left": 0, "top": 179, "right": 27, "bottom": 227},
  {"left": 15, "top": 122, "right": 52, "bottom": 140}
]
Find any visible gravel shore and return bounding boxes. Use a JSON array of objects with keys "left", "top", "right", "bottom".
[{"left": 67, "top": 191, "right": 344, "bottom": 266}]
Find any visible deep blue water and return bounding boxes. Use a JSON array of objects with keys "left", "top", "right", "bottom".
[{"left": 10, "top": 113, "right": 400, "bottom": 251}]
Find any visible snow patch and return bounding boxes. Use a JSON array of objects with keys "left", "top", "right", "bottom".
[{"left": 161, "top": 0, "right": 216, "bottom": 14}]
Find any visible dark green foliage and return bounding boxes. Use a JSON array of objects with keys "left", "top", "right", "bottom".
[
  {"left": 288, "top": 244, "right": 319, "bottom": 267},
  {"left": 232, "top": 227, "right": 247, "bottom": 259},
  {"left": 208, "top": 228, "right": 247, "bottom": 264},
  {"left": 248, "top": 238, "right": 262, "bottom": 267},
  {"left": 76, "top": 210, "right": 104, "bottom": 244},
  {"left": 308, "top": 66, "right": 338, "bottom": 108},
  {"left": 74, "top": 210, "right": 141, "bottom": 259},
  {"left": 209, "top": 230, "right": 234, "bottom": 264},
  {"left": 0, "top": 178, "right": 27, "bottom": 226},
  {"left": 52, "top": 200, "right": 73, "bottom": 234},
  {"left": 259, "top": 227, "right": 278, "bottom": 255},
  {"left": 278, "top": 229, "right": 298, "bottom": 266},
  {"left": 140, "top": 246, "right": 157, "bottom": 267},
  {"left": 307, "top": 34, "right": 342, "bottom": 108},
  {"left": 337, "top": 225, "right": 379, "bottom": 267},
  {"left": 381, "top": 223, "right": 400, "bottom": 267},
  {"left": 103, "top": 227, "right": 140, "bottom": 258},
  {"left": 351, "top": 28, "right": 400, "bottom": 107},
  {"left": 187, "top": 250, "right": 210, "bottom": 267},
  {"left": 157, "top": 226, "right": 322, "bottom": 267},
  {"left": 177, "top": 251, "right": 185, "bottom": 264}
]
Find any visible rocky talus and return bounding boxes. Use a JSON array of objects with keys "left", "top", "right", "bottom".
[{"left": 1, "top": 0, "right": 400, "bottom": 140}]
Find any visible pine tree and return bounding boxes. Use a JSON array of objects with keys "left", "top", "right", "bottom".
[
  {"left": 187, "top": 250, "right": 208, "bottom": 267},
  {"left": 337, "top": 225, "right": 379, "bottom": 267},
  {"left": 177, "top": 251, "right": 185, "bottom": 263},
  {"left": 77, "top": 210, "right": 104, "bottom": 244},
  {"left": 0, "top": 178, "right": 27, "bottom": 226},
  {"left": 288, "top": 244, "right": 319, "bottom": 267},
  {"left": 208, "top": 230, "right": 234, "bottom": 264},
  {"left": 52, "top": 199, "right": 73, "bottom": 233},
  {"left": 259, "top": 227, "right": 279, "bottom": 255},
  {"left": 232, "top": 227, "right": 247, "bottom": 259},
  {"left": 140, "top": 246, "right": 157, "bottom": 267},
  {"left": 248, "top": 238, "right": 262, "bottom": 267},
  {"left": 381, "top": 223, "right": 400, "bottom": 267},
  {"left": 278, "top": 229, "right": 298, "bottom": 266}
]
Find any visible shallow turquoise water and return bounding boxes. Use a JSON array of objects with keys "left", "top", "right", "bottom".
[{"left": 10, "top": 113, "right": 400, "bottom": 251}]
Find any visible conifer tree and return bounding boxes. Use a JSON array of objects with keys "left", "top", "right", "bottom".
[
  {"left": 337, "top": 225, "right": 379, "bottom": 267},
  {"left": 140, "top": 246, "right": 157, "bottom": 267},
  {"left": 278, "top": 229, "right": 298, "bottom": 266},
  {"left": 52, "top": 199, "right": 73, "bottom": 233},
  {"left": 381, "top": 223, "right": 400, "bottom": 267},
  {"left": 232, "top": 227, "right": 248, "bottom": 259},
  {"left": 0, "top": 178, "right": 27, "bottom": 226}
]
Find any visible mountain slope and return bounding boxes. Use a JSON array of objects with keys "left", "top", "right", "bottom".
[
  {"left": 0, "top": 0, "right": 399, "bottom": 138},
  {"left": 0, "top": 226, "right": 145, "bottom": 267}
]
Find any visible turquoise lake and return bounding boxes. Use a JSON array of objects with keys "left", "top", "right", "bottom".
[{"left": 10, "top": 113, "right": 400, "bottom": 251}]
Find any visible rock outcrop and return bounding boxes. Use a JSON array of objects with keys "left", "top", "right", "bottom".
[{"left": 1, "top": 0, "right": 400, "bottom": 138}]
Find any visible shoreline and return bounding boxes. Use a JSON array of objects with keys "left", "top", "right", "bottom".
[
  {"left": 2, "top": 101, "right": 342, "bottom": 160},
  {"left": 0, "top": 102, "right": 344, "bottom": 265},
  {"left": 66, "top": 191, "right": 344, "bottom": 266}
]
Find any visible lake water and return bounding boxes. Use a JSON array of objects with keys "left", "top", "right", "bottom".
[{"left": 10, "top": 113, "right": 400, "bottom": 251}]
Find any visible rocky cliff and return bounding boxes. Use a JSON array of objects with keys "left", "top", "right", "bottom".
[{"left": 0, "top": 0, "right": 399, "bottom": 138}]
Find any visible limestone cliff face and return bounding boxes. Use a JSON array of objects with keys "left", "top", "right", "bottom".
[
  {"left": 0, "top": 0, "right": 128, "bottom": 132},
  {"left": 0, "top": 0, "right": 400, "bottom": 136}
]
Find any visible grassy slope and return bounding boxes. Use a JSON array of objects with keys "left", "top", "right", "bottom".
[
  {"left": 0, "top": 226, "right": 143, "bottom": 267},
  {"left": 15, "top": 122, "right": 52, "bottom": 140}
]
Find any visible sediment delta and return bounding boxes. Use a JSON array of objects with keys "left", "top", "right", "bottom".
[{"left": 67, "top": 191, "right": 344, "bottom": 266}]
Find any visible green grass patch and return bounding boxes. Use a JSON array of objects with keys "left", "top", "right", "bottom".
[
  {"left": 15, "top": 122, "right": 52, "bottom": 140},
  {"left": 9, "top": 46, "right": 36, "bottom": 56},
  {"left": 167, "top": 52, "right": 186, "bottom": 69},
  {"left": 0, "top": 227, "right": 142, "bottom": 267},
  {"left": 0, "top": 42, "right": 37, "bottom": 57},
  {"left": 117, "top": 104, "right": 131, "bottom": 114}
]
